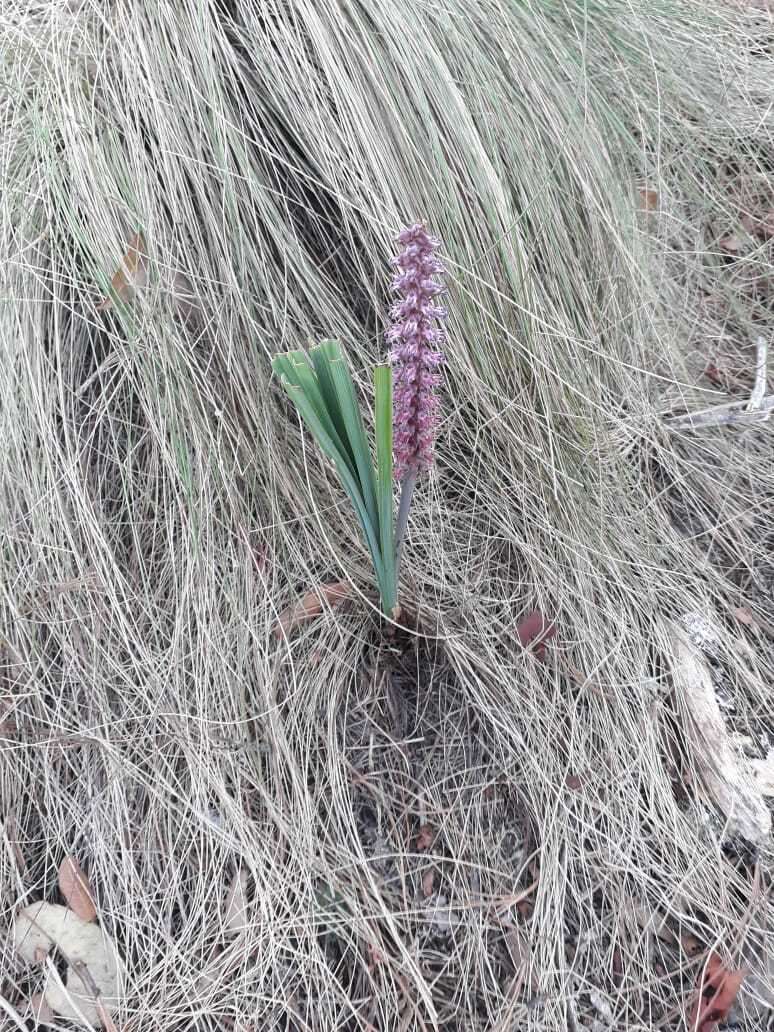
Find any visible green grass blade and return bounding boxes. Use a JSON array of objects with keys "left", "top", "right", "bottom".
[{"left": 374, "top": 365, "right": 396, "bottom": 616}]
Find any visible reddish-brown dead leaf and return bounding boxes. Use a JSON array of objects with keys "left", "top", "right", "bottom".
[
  {"left": 639, "top": 189, "right": 659, "bottom": 211},
  {"left": 516, "top": 610, "right": 556, "bottom": 660},
  {"left": 515, "top": 897, "right": 534, "bottom": 921},
  {"left": 97, "top": 231, "right": 148, "bottom": 310},
  {"left": 740, "top": 213, "right": 757, "bottom": 235},
  {"left": 366, "top": 942, "right": 385, "bottom": 972},
  {"left": 719, "top": 234, "right": 743, "bottom": 255},
  {"left": 58, "top": 856, "right": 97, "bottom": 922},
  {"left": 612, "top": 947, "right": 623, "bottom": 983},
  {"left": 274, "top": 581, "right": 352, "bottom": 640},
  {"left": 565, "top": 774, "right": 583, "bottom": 791},
  {"left": 703, "top": 362, "right": 724, "bottom": 387},
  {"left": 415, "top": 825, "right": 433, "bottom": 851},
  {"left": 733, "top": 606, "right": 755, "bottom": 626},
  {"left": 688, "top": 953, "right": 746, "bottom": 1032},
  {"left": 421, "top": 869, "right": 435, "bottom": 897}
]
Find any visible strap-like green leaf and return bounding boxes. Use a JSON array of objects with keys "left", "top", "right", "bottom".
[
  {"left": 274, "top": 349, "right": 357, "bottom": 482},
  {"left": 271, "top": 352, "right": 298, "bottom": 385},
  {"left": 273, "top": 345, "right": 397, "bottom": 616},
  {"left": 374, "top": 365, "right": 396, "bottom": 615},
  {"left": 327, "top": 346, "right": 379, "bottom": 534},
  {"left": 310, "top": 341, "right": 352, "bottom": 466},
  {"left": 279, "top": 380, "right": 385, "bottom": 589},
  {"left": 290, "top": 355, "right": 357, "bottom": 479}
]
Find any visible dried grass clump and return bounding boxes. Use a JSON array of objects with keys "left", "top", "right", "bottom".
[{"left": 1, "top": 0, "right": 773, "bottom": 1029}]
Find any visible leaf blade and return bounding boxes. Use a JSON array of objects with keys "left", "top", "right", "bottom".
[
  {"left": 374, "top": 364, "right": 396, "bottom": 615},
  {"left": 96, "top": 231, "right": 148, "bottom": 311},
  {"left": 310, "top": 340, "right": 353, "bottom": 465},
  {"left": 327, "top": 345, "right": 379, "bottom": 533},
  {"left": 278, "top": 382, "right": 384, "bottom": 589},
  {"left": 58, "top": 857, "right": 97, "bottom": 923},
  {"left": 274, "top": 581, "right": 352, "bottom": 640}
]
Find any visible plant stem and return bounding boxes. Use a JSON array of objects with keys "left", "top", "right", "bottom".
[{"left": 394, "top": 466, "right": 417, "bottom": 577}]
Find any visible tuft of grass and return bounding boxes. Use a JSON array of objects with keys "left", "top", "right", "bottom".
[{"left": 1, "top": 0, "right": 773, "bottom": 1029}]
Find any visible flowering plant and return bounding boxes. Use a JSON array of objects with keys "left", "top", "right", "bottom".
[{"left": 272, "top": 224, "right": 445, "bottom": 620}]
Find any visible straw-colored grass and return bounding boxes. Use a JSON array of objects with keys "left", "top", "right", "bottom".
[{"left": 2, "top": 0, "right": 773, "bottom": 1029}]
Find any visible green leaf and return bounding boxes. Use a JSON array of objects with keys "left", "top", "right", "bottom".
[
  {"left": 327, "top": 346, "right": 379, "bottom": 534},
  {"left": 277, "top": 378, "right": 385, "bottom": 589},
  {"left": 271, "top": 350, "right": 305, "bottom": 387},
  {"left": 310, "top": 341, "right": 352, "bottom": 466},
  {"left": 374, "top": 365, "right": 396, "bottom": 615},
  {"left": 273, "top": 345, "right": 397, "bottom": 618},
  {"left": 274, "top": 348, "right": 359, "bottom": 482},
  {"left": 287, "top": 352, "right": 357, "bottom": 481}
]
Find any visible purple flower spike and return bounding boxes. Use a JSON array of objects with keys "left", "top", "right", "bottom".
[{"left": 387, "top": 224, "right": 446, "bottom": 480}]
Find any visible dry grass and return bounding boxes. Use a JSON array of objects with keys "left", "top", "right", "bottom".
[{"left": 1, "top": 0, "right": 774, "bottom": 1029}]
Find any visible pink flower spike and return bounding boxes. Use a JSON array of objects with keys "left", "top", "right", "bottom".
[{"left": 387, "top": 224, "right": 447, "bottom": 480}]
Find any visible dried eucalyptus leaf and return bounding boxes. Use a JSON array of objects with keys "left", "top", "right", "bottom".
[
  {"left": 59, "top": 856, "right": 97, "bottom": 922},
  {"left": 14, "top": 902, "right": 122, "bottom": 1027}
]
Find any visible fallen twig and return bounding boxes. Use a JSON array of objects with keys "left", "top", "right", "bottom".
[
  {"left": 664, "top": 336, "right": 772, "bottom": 430},
  {"left": 71, "top": 961, "right": 120, "bottom": 1032},
  {"left": 747, "top": 335, "right": 768, "bottom": 411},
  {"left": 664, "top": 394, "right": 773, "bottom": 430}
]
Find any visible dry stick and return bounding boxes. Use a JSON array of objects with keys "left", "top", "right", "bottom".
[
  {"left": 71, "top": 961, "right": 120, "bottom": 1032},
  {"left": 43, "top": 955, "right": 100, "bottom": 1031},
  {"left": 747, "top": 335, "right": 768, "bottom": 411},
  {"left": 664, "top": 395, "right": 773, "bottom": 430},
  {"left": 665, "top": 336, "right": 772, "bottom": 430}
]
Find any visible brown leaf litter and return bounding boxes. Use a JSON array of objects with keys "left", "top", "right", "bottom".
[
  {"left": 97, "top": 231, "right": 148, "bottom": 310},
  {"left": 274, "top": 581, "right": 353, "bottom": 640},
  {"left": 58, "top": 856, "right": 98, "bottom": 923},
  {"left": 688, "top": 952, "right": 746, "bottom": 1032}
]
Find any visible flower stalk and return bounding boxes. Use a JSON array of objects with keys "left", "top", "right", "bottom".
[{"left": 386, "top": 224, "right": 446, "bottom": 570}]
